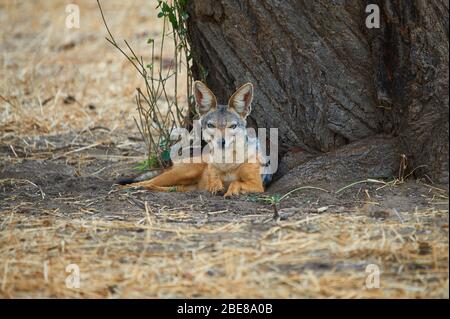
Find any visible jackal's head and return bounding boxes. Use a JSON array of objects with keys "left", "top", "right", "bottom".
[{"left": 194, "top": 81, "right": 254, "bottom": 151}]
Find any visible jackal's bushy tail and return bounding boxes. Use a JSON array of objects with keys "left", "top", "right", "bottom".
[{"left": 115, "top": 169, "right": 163, "bottom": 185}]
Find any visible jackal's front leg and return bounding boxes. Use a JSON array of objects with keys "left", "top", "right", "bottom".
[
  {"left": 224, "top": 180, "right": 264, "bottom": 197},
  {"left": 224, "top": 163, "right": 264, "bottom": 197},
  {"left": 206, "top": 166, "right": 224, "bottom": 195}
]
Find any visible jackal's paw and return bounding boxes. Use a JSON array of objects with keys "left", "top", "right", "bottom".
[
  {"left": 224, "top": 182, "right": 242, "bottom": 198},
  {"left": 208, "top": 180, "right": 224, "bottom": 195}
]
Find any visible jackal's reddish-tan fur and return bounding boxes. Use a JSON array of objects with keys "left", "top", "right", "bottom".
[
  {"left": 131, "top": 160, "right": 264, "bottom": 197},
  {"left": 124, "top": 81, "right": 265, "bottom": 197}
]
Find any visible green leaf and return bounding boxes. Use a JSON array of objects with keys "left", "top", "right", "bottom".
[
  {"left": 157, "top": 12, "right": 164, "bottom": 18},
  {"left": 162, "top": 2, "right": 171, "bottom": 13},
  {"left": 135, "top": 156, "right": 160, "bottom": 171},
  {"left": 147, "top": 38, "right": 154, "bottom": 44},
  {"left": 168, "top": 12, "right": 178, "bottom": 29}
]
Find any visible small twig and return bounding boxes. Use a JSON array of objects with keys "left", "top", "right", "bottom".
[
  {"left": 0, "top": 94, "right": 16, "bottom": 108},
  {"left": 404, "top": 165, "right": 428, "bottom": 180},
  {"left": 272, "top": 203, "right": 279, "bottom": 220},
  {"left": 2, "top": 178, "right": 46, "bottom": 199},
  {"left": 392, "top": 208, "right": 404, "bottom": 223},
  {"left": 53, "top": 142, "right": 102, "bottom": 159},
  {"left": 335, "top": 179, "right": 387, "bottom": 194},
  {"left": 9, "top": 145, "right": 18, "bottom": 158},
  {"left": 279, "top": 186, "right": 329, "bottom": 202}
]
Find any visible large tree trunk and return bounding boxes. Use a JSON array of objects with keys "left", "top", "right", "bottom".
[{"left": 187, "top": 0, "right": 449, "bottom": 186}]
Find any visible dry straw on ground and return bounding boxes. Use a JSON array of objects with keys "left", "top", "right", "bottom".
[
  {"left": 0, "top": 194, "right": 448, "bottom": 298},
  {"left": 0, "top": 0, "right": 448, "bottom": 298}
]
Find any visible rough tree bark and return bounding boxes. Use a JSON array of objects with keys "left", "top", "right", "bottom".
[{"left": 187, "top": 0, "right": 448, "bottom": 190}]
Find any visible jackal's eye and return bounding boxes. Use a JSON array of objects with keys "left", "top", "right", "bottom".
[
  {"left": 207, "top": 123, "right": 215, "bottom": 129},
  {"left": 229, "top": 124, "right": 237, "bottom": 129}
]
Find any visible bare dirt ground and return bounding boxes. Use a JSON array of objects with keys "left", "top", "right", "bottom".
[{"left": 0, "top": 0, "right": 448, "bottom": 298}]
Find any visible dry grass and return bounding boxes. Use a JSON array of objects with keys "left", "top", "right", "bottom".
[
  {"left": 0, "top": 0, "right": 448, "bottom": 299},
  {"left": 0, "top": 0, "right": 185, "bottom": 138},
  {"left": 0, "top": 202, "right": 448, "bottom": 298}
]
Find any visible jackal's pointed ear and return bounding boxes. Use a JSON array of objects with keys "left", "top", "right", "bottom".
[
  {"left": 193, "top": 81, "right": 217, "bottom": 116},
  {"left": 228, "top": 83, "right": 254, "bottom": 119}
]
